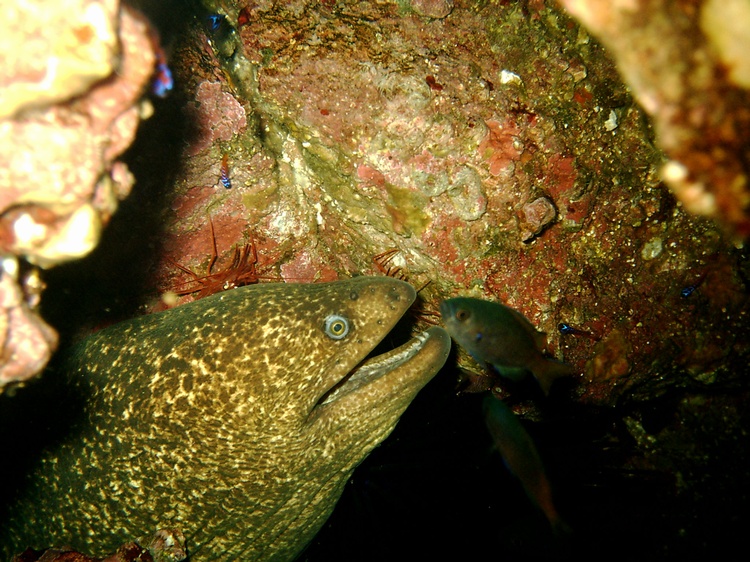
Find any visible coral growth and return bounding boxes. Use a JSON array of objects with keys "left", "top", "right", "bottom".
[
  {"left": 0, "top": 269, "right": 57, "bottom": 389},
  {"left": 0, "top": 1, "right": 157, "bottom": 389},
  {"left": 559, "top": 0, "right": 750, "bottom": 239}
]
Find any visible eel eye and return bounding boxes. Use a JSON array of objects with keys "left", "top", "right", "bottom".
[
  {"left": 456, "top": 309, "right": 470, "bottom": 322},
  {"left": 324, "top": 314, "right": 350, "bottom": 340}
]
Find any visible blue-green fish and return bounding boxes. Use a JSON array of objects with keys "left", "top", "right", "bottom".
[
  {"left": 0, "top": 277, "right": 451, "bottom": 561},
  {"left": 440, "top": 297, "right": 574, "bottom": 395}
]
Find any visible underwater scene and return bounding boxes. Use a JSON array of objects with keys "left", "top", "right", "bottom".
[{"left": 1, "top": 0, "right": 749, "bottom": 560}]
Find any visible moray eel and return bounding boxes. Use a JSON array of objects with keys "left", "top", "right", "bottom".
[{"left": 0, "top": 277, "right": 450, "bottom": 560}]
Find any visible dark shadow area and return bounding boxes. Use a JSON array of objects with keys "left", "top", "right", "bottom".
[
  {"left": 299, "top": 363, "right": 750, "bottom": 561},
  {"left": 0, "top": 355, "right": 91, "bottom": 533},
  {"left": 298, "top": 366, "right": 564, "bottom": 561}
]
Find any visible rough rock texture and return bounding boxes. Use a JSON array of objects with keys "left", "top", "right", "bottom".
[
  {"left": 183, "top": 80, "right": 247, "bottom": 156},
  {"left": 0, "top": 270, "right": 57, "bottom": 389},
  {"left": 558, "top": 0, "right": 750, "bottom": 238},
  {"left": 151, "top": 0, "right": 747, "bottom": 408},
  {"left": 0, "top": 0, "right": 119, "bottom": 119},
  {"left": 0, "top": 1, "right": 157, "bottom": 389}
]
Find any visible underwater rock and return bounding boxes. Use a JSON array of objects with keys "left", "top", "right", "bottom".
[
  {"left": 183, "top": 81, "right": 247, "bottom": 156},
  {"left": 585, "top": 329, "right": 632, "bottom": 398},
  {"left": 0, "top": 2, "right": 157, "bottom": 388},
  {"left": 145, "top": 0, "right": 748, "bottom": 406},
  {"left": 0, "top": 0, "right": 119, "bottom": 119},
  {"left": 0, "top": 269, "right": 57, "bottom": 389},
  {"left": 410, "top": 0, "right": 454, "bottom": 19},
  {"left": 479, "top": 119, "right": 523, "bottom": 178},
  {"left": 559, "top": 0, "right": 750, "bottom": 239},
  {"left": 0, "top": 3, "right": 156, "bottom": 266},
  {"left": 518, "top": 196, "right": 557, "bottom": 242}
]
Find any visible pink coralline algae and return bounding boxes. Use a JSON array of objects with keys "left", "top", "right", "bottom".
[
  {"left": 478, "top": 119, "right": 523, "bottom": 177},
  {"left": 0, "top": 271, "right": 57, "bottom": 389},
  {"left": 0, "top": 0, "right": 119, "bottom": 118},
  {"left": 0, "top": 4, "right": 155, "bottom": 267},
  {"left": 0, "top": 1, "right": 157, "bottom": 389},
  {"left": 184, "top": 81, "right": 247, "bottom": 156},
  {"left": 410, "top": 0, "right": 454, "bottom": 19},
  {"left": 518, "top": 196, "right": 557, "bottom": 242}
]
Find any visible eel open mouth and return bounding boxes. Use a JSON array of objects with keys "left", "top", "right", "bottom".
[{"left": 316, "top": 326, "right": 450, "bottom": 408}]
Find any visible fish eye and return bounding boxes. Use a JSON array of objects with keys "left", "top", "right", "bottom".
[
  {"left": 324, "top": 314, "right": 350, "bottom": 340},
  {"left": 456, "top": 309, "right": 470, "bottom": 322}
]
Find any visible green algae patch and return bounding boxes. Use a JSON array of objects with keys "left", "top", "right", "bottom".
[
  {"left": 241, "top": 185, "right": 279, "bottom": 215},
  {"left": 384, "top": 183, "right": 430, "bottom": 237}
]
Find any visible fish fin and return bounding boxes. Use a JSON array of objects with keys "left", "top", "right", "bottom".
[
  {"left": 550, "top": 516, "right": 573, "bottom": 538},
  {"left": 532, "top": 329, "right": 547, "bottom": 351},
  {"left": 492, "top": 363, "right": 530, "bottom": 382},
  {"left": 533, "top": 358, "right": 575, "bottom": 396},
  {"left": 529, "top": 475, "right": 573, "bottom": 537}
]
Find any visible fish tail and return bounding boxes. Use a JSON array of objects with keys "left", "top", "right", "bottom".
[
  {"left": 533, "top": 358, "right": 575, "bottom": 396},
  {"left": 550, "top": 515, "right": 573, "bottom": 538},
  {"left": 531, "top": 476, "right": 573, "bottom": 536},
  {"left": 483, "top": 396, "right": 570, "bottom": 535}
]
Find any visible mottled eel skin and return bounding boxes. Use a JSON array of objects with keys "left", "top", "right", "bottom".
[{"left": 0, "top": 277, "right": 450, "bottom": 560}]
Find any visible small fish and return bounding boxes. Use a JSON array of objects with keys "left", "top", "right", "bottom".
[
  {"left": 144, "top": 17, "right": 173, "bottom": 99},
  {"left": 206, "top": 13, "right": 226, "bottom": 31},
  {"left": 149, "top": 37, "right": 173, "bottom": 98},
  {"left": 219, "top": 152, "right": 231, "bottom": 189},
  {"left": 680, "top": 285, "right": 697, "bottom": 298},
  {"left": 558, "top": 323, "right": 577, "bottom": 335},
  {"left": 440, "top": 297, "right": 574, "bottom": 395},
  {"left": 681, "top": 271, "right": 708, "bottom": 298},
  {"left": 558, "top": 322, "right": 599, "bottom": 341},
  {"left": 483, "top": 396, "right": 570, "bottom": 535}
]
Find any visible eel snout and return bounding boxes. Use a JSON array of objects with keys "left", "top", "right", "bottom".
[{"left": 314, "top": 325, "right": 451, "bottom": 416}]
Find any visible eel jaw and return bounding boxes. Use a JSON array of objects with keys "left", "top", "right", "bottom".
[{"left": 314, "top": 326, "right": 451, "bottom": 410}]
